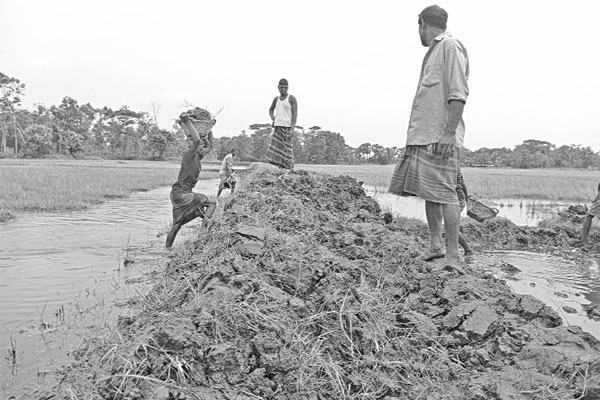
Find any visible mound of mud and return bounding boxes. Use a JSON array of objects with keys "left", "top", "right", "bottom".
[{"left": 56, "top": 169, "right": 600, "bottom": 399}]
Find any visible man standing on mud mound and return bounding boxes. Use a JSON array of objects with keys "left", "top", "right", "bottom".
[
  {"left": 265, "top": 78, "right": 298, "bottom": 170},
  {"left": 388, "top": 5, "right": 469, "bottom": 266},
  {"left": 166, "top": 117, "right": 217, "bottom": 248}
]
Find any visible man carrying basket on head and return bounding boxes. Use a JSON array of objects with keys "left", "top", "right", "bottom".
[
  {"left": 166, "top": 109, "right": 217, "bottom": 248},
  {"left": 265, "top": 78, "right": 298, "bottom": 170}
]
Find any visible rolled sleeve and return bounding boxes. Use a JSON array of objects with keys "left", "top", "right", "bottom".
[{"left": 444, "top": 40, "right": 469, "bottom": 103}]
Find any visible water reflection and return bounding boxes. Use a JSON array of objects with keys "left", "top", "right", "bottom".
[
  {"left": 479, "top": 250, "right": 600, "bottom": 339},
  {"left": 364, "top": 186, "right": 571, "bottom": 226}
]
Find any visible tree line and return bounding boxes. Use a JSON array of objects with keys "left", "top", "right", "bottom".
[
  {"left": 1, "top": 72, "right": 599, "bottom": 168},
  {"left": 462, "top": 139, "right": 600, "bottom": 169}
]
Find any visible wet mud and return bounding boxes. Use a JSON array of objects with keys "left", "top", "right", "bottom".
[{"left": 40, "top": 168, "right": 600, "bottom": 399}]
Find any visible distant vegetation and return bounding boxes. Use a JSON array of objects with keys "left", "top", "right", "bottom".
[{"left": 1, "top": 72, "right": 599, "bottom": 168}]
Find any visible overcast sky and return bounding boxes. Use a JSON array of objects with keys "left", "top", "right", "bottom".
[{"left": 1, "top": 0, "right": 599, "bottom": 151}]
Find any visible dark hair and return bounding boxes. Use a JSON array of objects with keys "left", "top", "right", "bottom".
[
  {"left": 419, "top": 5, "right": 448, "bottom": 30},
  {"left": 231, "top": 148, "right": 237, "bottom": 154},
  {"left": 278, "top": 78, "right": 288, "bottom": 86}
]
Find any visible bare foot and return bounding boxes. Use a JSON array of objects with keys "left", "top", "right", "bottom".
[
  {"left": 420, "top": 249, "right": 445, "bottom": 262},
  {"left": 443, "top": 254, "right": 463, "bottom": 267}
]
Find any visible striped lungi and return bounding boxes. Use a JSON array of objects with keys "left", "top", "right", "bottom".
[
  {"left": 264, "top": 126, "right": 294, "bottom": 169},
  {"left": 170, "top": 190, "right": 208, "bottom": 225},
  {"left": 388, "top": 145, "right": 459, "bottom": 205},
  {"left": 588, "top": 193, "right": 600, "bottom": 217}
]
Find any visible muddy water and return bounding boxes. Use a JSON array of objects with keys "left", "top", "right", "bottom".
[
  {"left": 0, "top": 179, "right": 224, "bottom": 393},
  {"left": 365, "top": 185, "right": 570, "bottom": 226},
  {"left": 478, "top": 250, "right": 600, "bottom": 338}
]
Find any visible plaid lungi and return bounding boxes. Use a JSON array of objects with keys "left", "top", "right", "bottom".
[
  {"left": 588, "top": 192, "right": 600, "bottom": 216},
  {"left": 170, "top": 190, "right": 208, "bottom": 225},
  {"left": 264, "top": 126, "right": 294, "bottom": 169},
  {"left": 388, "top": 145, "right": 459, "bottom": 205}
]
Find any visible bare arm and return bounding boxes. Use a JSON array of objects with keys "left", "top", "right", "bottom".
[
  {"left": 268, "top": 97, "right": 277, "bottom": 122},
  {"left": 436, "top": 99, "right": 465, "bottom": 159},
  {"left": 289, "top": 95, "right": 298, "bottom": 129},
  {"left": 446, "top": 99, "right": 465, "bottom": 135},
  {"left": 459, "top": 173, "right": 469, "bottom": 197},
  {"left": 182, "top": 119, "right": 202, "bottom": 151}
]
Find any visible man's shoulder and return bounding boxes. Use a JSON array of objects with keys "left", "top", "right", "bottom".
[{"left": 440, "top": 35, "right": 467, "bottom": 52}]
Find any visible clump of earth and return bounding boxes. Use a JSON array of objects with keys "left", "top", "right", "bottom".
[{"left": 44, "top": 168, "right": 600, "bottom": 399}]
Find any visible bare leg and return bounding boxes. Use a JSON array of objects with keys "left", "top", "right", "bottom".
[
  {"left": 166, "top": 223, "right": 182, "bottom": 248},
  {"left": 166, "top": 210, "right": 201, "bottom": 248},
  {"left": 442, "top": 203, "right": 461, "bottom": 265},
  {"left": 582, "top": 215, "right": 594, "bottom": 244},
  {"left": 459, "top": 232, "right": 473, "bottom": 255},
  {"left": 425, "top": 201, "right": 445, "bottom": 258}
]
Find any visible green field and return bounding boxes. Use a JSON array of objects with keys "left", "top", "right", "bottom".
[
  {"left": 2, "top": 160, "right": 598, "bottom": 222},
  {"left": 0, "top": 159, "right": 221, "bottom": 218},
  {"left": 297, "top": 164, "right": 600, "bottom": 202}
]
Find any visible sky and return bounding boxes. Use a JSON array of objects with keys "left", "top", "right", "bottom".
[{"left": 1, "top": 0, "right": 599, "bottom": 151}]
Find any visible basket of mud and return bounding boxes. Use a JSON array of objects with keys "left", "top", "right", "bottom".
[
  {"left": 178, "top": 107, "right": 215, "bottom": 137},
  {"left": 466, "top": 195, "right": 499, "bottom": 223}
]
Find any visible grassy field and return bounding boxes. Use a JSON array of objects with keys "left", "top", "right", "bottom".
[
  {"left": 2, "top": 160, "right": 598, "bottom": 221},
  {"left": 0, "top": 159, "right": 221, "bottom": 217},
  {"left": 297, "top": 164, "right": 600, "bottom": 202}
]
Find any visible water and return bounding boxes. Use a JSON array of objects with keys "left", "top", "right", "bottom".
[
  {"left": 365, "top": 186, "right": 571, "bottom": 226},
  {"left": 478, "top": 250, "right": 600, "bottom": 338},
  {"left": 0, "top": 178, "right": 226, "bottom": 393}
]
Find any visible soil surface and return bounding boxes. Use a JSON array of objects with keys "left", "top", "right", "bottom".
[{"left": 36, "top": 168, "right": 600, "bottom": 399}]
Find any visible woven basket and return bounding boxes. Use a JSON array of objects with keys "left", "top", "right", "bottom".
[
  {"left": 188, "top": 119, "right": 213, "bottom": 137},
  {"left": 179, "top": 108, "right": 214, "bottom": 137},
  {"left": 466, "top": 195, "right": 499, "bottom": 223}
]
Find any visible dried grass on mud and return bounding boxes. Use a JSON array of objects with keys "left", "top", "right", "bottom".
[{"left": 54, "top": 168, "right": 600, "bottom": 400}]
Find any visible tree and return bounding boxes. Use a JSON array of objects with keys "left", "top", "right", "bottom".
[
  {"left": 147, "top": 127, "right": 175, "bottom": 159},
  {"left": 355, "top": 143, "right": 373, "bottom": 162},
  {"left": 50, "top": 97, "right": 95, "bottom": 154},
  {"left": 248, "top": 123, "right": 273, "bottom": 161},
  {"left": 21, "top": 124, "right": 53, "bottom": 158},
  {"left": 0, "top": 72, "right": 26, "bottom": 153}
]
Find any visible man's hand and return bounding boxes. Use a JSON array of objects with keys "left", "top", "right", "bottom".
[{"left": 434, "top": 133, "right": 456, "bottom": 159}]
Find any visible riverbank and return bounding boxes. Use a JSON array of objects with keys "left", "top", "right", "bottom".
[{"left": 31, "top": 167, "right": 600, "bottom": 399}]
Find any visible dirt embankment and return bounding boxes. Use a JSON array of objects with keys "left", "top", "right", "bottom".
[{"left": 53, "top": 169, "right": 600, "bottom": 400}]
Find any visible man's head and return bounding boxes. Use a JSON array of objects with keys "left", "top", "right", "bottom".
[
  {"left": 418, "top": 5, "right": 448, "bottom": 46},
  {"left": 278, "top": 78, "right": 289, "bottom": 96},
  {"left": 231, "top": 148, "right": 237, "bottom": 157}
]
